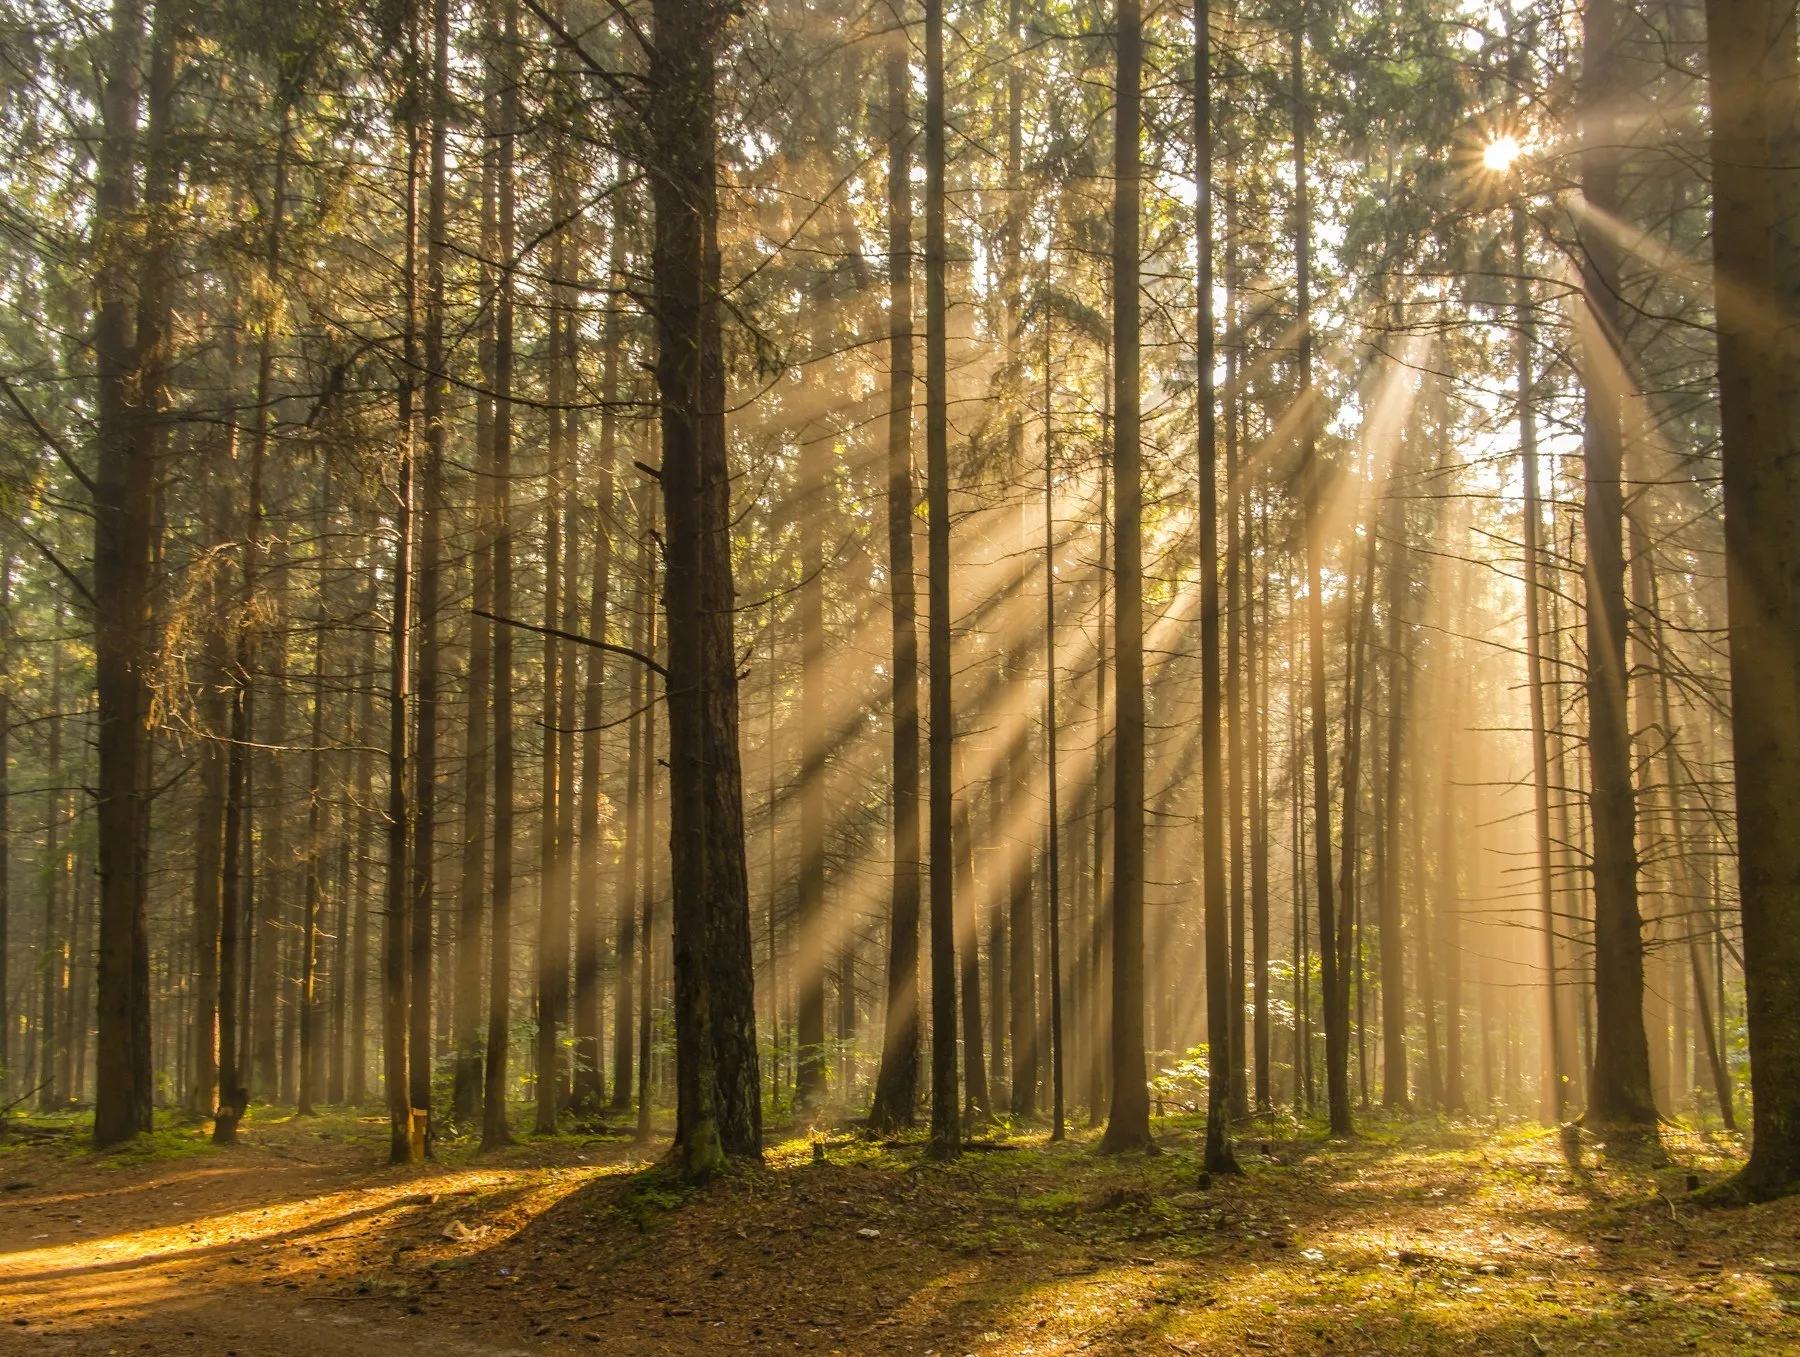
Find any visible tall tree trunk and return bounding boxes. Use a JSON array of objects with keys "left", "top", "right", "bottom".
[
  {"left": 1292, "top": 21, "right": 1351, "bottom": 1138},
  {"left": 1099, "top": 0, "right": 1152, "bottom": 1154},
  {"left": 41, "top": 633, "right": 66, "bottom": 1112},
  {"left": 482, "top": 0, "right": 520, "bottom": 1151},
  {"left": 1378, "top": 481, "right": 1408, "bottom": 1107},
  {"left": 635, "top": 598, "right": 660, "bottom": 1142},
  {"left": 1578, "top": 0, "right": 1657, "bottom": 1132},
  {"left": 1002, "top": 0, "right": 1037, "bottom": 1122},
  {"left": 1221, "top": 83, "right": 1249, "bottom": 1127},
  {"left": 575, "top": 214, "right": 623, "bottom": 1112},
  {"left": 1512, "top": 198, "right": 1563, "bottom": 1124},
  {"left": 349, "top": 573, "right": 378, "bottom": 1109},
  {"left": 870, "top": 6, "right": 922, "bottom": 1131},
  {"left": 249, "top": 109, "right": 292, "bottom": 1108},
  {"left": 1043, "top": 307, "right": 1066, "bottom": 1140},
  {"left": 410, "top": 0, "right": 451, "bottom": 1148},
  {"left": 1196, "top": 0, "right": 1238, "bottom": 1174},
  {"left": 795, "top": 319, "right": 828, "bottom": 1107},
  {"left": 191, "top": 470, "right": 230, "bottom": 1119},
  {"left": 613, "top": 524, "right": 648, "bottom": 1111},
  {"left": 649, "top": 0, "right": 762, "bottom": 1177},
  {"left": 92, "top": 0, "right": 156, "bottom": 1147},
  {"left": 454, "top": 36, "right": 500, "bottom": 1128},
  {"left": 923, "top": 0, "right": 961, "bottom": 1160},
  {"left": 385, "top": 83, "right": 422, "bottom": 1165},
  {"left": 1701, "top": 0, "right": 1800, "bottom": 1193},
  {"left": 536, "top": 449, "right": 566, "bottom": 1133},
  {"left": 298, "top": 495, "right": 330, "bottom": 1118}
]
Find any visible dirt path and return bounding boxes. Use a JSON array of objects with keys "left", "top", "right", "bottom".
[{"left": 0, "top": 1112, "right": 1794, "bottom": 1354}]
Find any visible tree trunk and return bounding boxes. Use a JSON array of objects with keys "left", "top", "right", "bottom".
[
  {"left": 1701, "top": 0, "right": 1800, "bottom": 1193},
  {"left": 384, "top": 90, "right": 422, "bottom": 1165},
  {"left": 613, "top": 524, "right": 648, "bottom": 1111},
  {"left": 1292, "top": 21, "right": 1351, "bottom": 1138},
  {"left": 1195, "top": 0, "right": 1238, "bottom": 1174},
  {"left": 796, "top": 314, "right": 828, "bottom": 1106},
  {"left": 1378, "top": 479, "right": 1408, "bottom": 1107},
  {"left": 482, "top": 0, "right": 520, "bottom": 1151},
  {"left": 190, "top": 469, "right": 230, "bottom": 1119},
  {"left": 410, "top": 0, "right": 451, "bottom": 1148},
  {"left": 923, "top": 0, "right": 961, "bottom": 1160},
  {"left": 1099, "top": 0, "right": 1152, "bottom": 1154},
  {"left": 1578, "top": 0, "right": 1657, "bottom": 1132},
  {"left": 92, "top": 0, "right": 155, "bottom": 1147},
  {"left": 454, "top": 31, "right": 500, "bottom": 1128},
  {"left": 648, "top": 0, "right": 763, "bottom": 1176},
  {"left": 575, "top": 217, "right": 623, "bottom": 1112},
  {"left": 536, "top": 466, "right": 566, "bottom": 1134},
  {"left": 870, "top": 6, "right": 922, "bottom": 1131}
]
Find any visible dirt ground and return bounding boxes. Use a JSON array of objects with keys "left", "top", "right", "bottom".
[{"left": 0, "top": 1107, "right": 1795, "bottom": 1355}]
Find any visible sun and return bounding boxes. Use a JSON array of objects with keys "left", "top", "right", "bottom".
[{"left": 1483, "top": 135, "right": 1522, "bottom": 173}]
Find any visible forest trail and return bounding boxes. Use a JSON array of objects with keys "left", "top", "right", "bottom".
[{"left": 0, "top": 1114, "right": 1794, "bottom": 1355}]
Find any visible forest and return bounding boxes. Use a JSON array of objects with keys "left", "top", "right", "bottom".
[{"left": 0, "top": 0, "right": 1798, "bottom": 1349}]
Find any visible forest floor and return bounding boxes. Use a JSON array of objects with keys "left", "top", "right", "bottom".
[{"left": 0, "top": 1103, "right": 1793, "bottom": 1355}]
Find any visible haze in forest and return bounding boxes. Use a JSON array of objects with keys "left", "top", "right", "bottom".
[{"left": 0, "top": 0, "right": 1798, "bottom": 1348}]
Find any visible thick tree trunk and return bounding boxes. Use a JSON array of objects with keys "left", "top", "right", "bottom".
[
  {"left": 92, "top": 0, "right": 155, "bottom": 1147},
  {"left": 648, "top": 0, "right": 762, "bottom": 1176},
  {"left": 1702, "top": 0, "right": 1800, "bottom": 1196}
]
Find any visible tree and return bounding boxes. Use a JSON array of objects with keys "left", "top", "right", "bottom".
[
  {"left": 923, "top": 0, "right": 961, "bottom": 1161},
  {"left": 1099, "top": 0, "right": 1153, "bottom": 1156},
  {"left": 482, "top": 0, "right": 521, "bottom": 1152},
  {"left": 1577, "top": 0, "right": 1656, "bottom": 1134},
  {"left": 92, "top": 0, "right": 160, "bottom": 1148},
  {"left": 1195, "top": 0, "right": 1238, "bottom": 1176},
  {"left": 648, "top": 0, "right": 762, "bottom": 1178},
  {"left": 869, "top": 2, "right": 923, "bottom": 1133},
  {"left": 1292, "top": 18, "right": 1352, "bottom": 1140},
  {"left": 1702, "top": 0, "right": 1800, "bottom": 1198}
]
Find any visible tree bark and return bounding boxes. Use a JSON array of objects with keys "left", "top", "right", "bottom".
[
  {"left": 648, "top": 0, "right": 763, "bottom": 1176},
  {"left": 1099, "top": 0, "right": 1152, "bottom": 1154},
  {"left": 1196, "top": 0, "right": 1238, "bottom": 1174},
  {"left": 481, "top": 0, "right": 520, "bottom": 1151},
  {"left": 1578, "top": 0, "right": 1657, "bottom": 1132},
  {"left": 870, "top": 5, "right": 922, "bottom": 1132},
  {"left": 1292, "top": 21, "right": 1351, "bottom": 1138},
  {"left": 1701, "top": 0, "right": 1800, "bottom": 1195},
  {"left": 92, "top": 0, "right": 155, "bottom": 1147},
  {"left": 923, "top": 0, "right": 961, "bottom": 1160}
]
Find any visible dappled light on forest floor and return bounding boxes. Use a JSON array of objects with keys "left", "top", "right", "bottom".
[{"left": 0, "top": 1111, "right": 1794, "bottom": 1353}]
